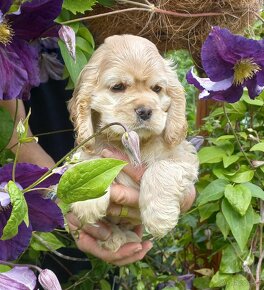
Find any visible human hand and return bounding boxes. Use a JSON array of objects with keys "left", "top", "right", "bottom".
[{"left": 66, "top": 148, "right": 152, "bottom": 266}]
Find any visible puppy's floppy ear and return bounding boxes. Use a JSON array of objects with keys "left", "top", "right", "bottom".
[
  {"left": 68, "top": 61, "right": 99, "bottom": 151},
  {"left": 164, "top": 62, "right": 187, "bottom": 145}
]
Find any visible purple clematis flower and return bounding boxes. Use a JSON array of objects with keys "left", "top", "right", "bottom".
[
  {"left": 0, "top": 163, "right": 64, "bottom": 261},
  {"left": 186, "top": 26, "right": 264, "bottom": 103},
  {"left": 0, "top": 0, "right": 63, "bottom": 100}
]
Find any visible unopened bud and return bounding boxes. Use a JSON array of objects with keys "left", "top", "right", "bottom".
[
  {"left": 16, "top": 120, "right": 25, "bottom": 135},
  {"left": 58, "top": 25, "right": 76, "bottom": 62},
  {"left": 121, "top": 131, "right": 141, "bottom": 165},
  {"left": 251, "top": 160, "right": 264, "bottom": 168},
  {"left": 38, "top": 269, "right": 62, "bottom": 290}
]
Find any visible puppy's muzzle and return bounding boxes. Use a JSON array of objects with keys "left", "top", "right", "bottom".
[{"left": 135, "top": 106, "right": 152, "bottom": 121}]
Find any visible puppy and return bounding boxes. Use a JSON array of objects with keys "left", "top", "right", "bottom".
[{"left": 68, "top": 34, "right": 199, "bottom": 251}]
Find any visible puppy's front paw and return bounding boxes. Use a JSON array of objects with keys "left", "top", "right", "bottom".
[
  {"left": 71, "top": 189, "right": 110, "bottom": 225},
  {"left": 98, "top": 224, "right": 141, "bottom": 252}
]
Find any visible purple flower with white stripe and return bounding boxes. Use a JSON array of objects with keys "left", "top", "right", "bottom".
[
  {"left": 186, "top": 27, "right": 264, "bottom": 103},
  {"left": 0, "top": 0, "right": 63, "bottom": 100},
  {"left": 0, "top": 163, "right": 64, "bottom": 261}
]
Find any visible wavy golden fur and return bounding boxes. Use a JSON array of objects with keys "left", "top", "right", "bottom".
[{"left": 68, "top": 35, "right": 198, "bottom": 251}]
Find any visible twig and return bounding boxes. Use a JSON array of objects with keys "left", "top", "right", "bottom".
[
  {"left": 22, "top": 122, "right": 127, "bottom": 193},
  {"left": 32, "top": 233, "right": 89, "bottom": 262},
  {"left": 256, "top": 248, "right": 264, "bottom": 290},
  {"left": 61, "top": 8, "right": 150, "bottom": 25}
]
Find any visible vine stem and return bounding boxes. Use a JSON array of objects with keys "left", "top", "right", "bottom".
[
  {"left": 12, "top": 143, "right": 21, "bottom": 182},
  {"left": 32, "top": 233, "right": 89, "bottom": 262},
  {"left": 60, "top": 0, "right": 228, "bottom": 25},
  {"left": 0, "top": 259, "right": 42, "bottom": 273},
  {"left": 22, "top": 122, "right": 127, "bottom": 193}
]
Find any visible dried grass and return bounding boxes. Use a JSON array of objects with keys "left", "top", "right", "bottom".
[{"left": 85, "top": 0, "right": 263, "bottom": 66}]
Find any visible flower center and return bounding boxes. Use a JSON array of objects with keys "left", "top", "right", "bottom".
[
  {"left": 233, "top": 58, "right": 260, "bottom": 85},
  {"left": 0, "top": 21, "right": 13, "bottom": 45}
]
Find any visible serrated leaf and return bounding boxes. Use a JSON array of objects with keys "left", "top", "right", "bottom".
[
  {"left": 226, "top": 274, "right": 249, "bottom": 290},
  {"left": 223, "top": 155, "right": 239, "bottom": 168},
  {"left": 62, "top": 0, "right": 97, "bottom": 14},
  {"left": 0, "top": 107, "right": 14, "bottom": 150},
  {"left": 31, "top": 232, "right": 65, "bottom": 251},
  {"left": 222, "top": 199, "right": 260, "bottom": 251},
  {"left": 219, "top": 245, "right": 241, "bottom": 273},
  {"left": 198, "top": 146, "right": 226, "bottom": 164},
  {"left": 198, "top": 202, "right": 219, "bottom": 222},
  {"left": 57, "top": 158, "right": 127, "bottom": 203},
  {"left": 58, "top": 40, "right": 87, "bottom": 85},
  {"left": 1, "top": 181, "right": 29, "bottom": 240},
  {"left": 250, "top": 142, "right": 264, "bottom": 152},
  {"left": 216, "top": 212, "right": 230, "bottom": 239},
  {"left": 224, "top": 184, "right": 251, "bottom": 216},
  {"left": 209, "top": 271, "right": 231, "bottom": 287},
  {"left": 197, "top": 179, "right": 228, "bottom": 206},
  {"left": 229, "top": 170, "right": 254, "bottom": 183},
  {"left": 243, "top": 182, "right": 264, "bottom": 200}
]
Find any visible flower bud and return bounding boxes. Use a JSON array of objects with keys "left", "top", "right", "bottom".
[
  {"left": 16, "top": 120, "right": 25, "bottom": 136},
  {"left": 121, "top": 131, "right": 141, "bottom": 165},
  {"left": 38, "top": 269, "right": 62, "bottom": 290},
  {"left": 58, "top": 25, "right": 76, "bottom": 62},
  {"left": 251, "top": 160, "right": 264, "bottom": 168}
]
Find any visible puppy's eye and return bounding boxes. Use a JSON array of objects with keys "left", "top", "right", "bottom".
[
  {"left": 152, "top": 85, "right": 162, "bottom": 93},
  {"left": 111, "top": 83, "right": 126, "bottom": 92}
]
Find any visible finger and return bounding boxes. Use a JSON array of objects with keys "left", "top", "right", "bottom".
[
  {"left": 76, "top": 232, "right": 145, "bottom": 263},
  {"left": 180, "top": 185, "right": 196, "bottom": 213},
  {"left": 113, "top": 241, "right": 153, "bottom": 266},
  {"left": 101, "top": 148, "right": 145, "bottom": 183},
  {"left": 65, "top": 212, "right": 81, "bottom": 230},
  {"left": 81, "top": 221, "right": 112, "bottom": 241},
  {"left": 110, "top": 183, "right": 139, "bottom": 207},
  {"left": 107, "top": 204, "right": 141, "bottom": 220}
]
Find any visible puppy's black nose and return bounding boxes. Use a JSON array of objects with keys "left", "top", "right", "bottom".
[{"left": 135, "top": 106, "right": 152, "bottom": 121}]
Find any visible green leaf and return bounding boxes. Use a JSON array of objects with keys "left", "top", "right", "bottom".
[
  {"left": 216, "top": 212, "right": 230, "bottom": 239},
  {"left": 229, "top": 170, "right": 254, "bottom": 183},
  {"left": 57, "top": 158, "right": 127, "bottom": 203},
  {"left": 198, "top": 202, "right": 219, "bottom": 222},
  {"left": 224, "top": 184, "right": 251, "bottom": 216},
  {"left": 222, "top": 199, "right": 260, "bottom": 251},
  {"left": 243, "top": 182, "right": 264, "bottom": 200},
  {"left": 78, "top": 26, "right": 95, "bottom": 48},
  {"left": 223, "top": 155, "right": 239, "bottom": 168},
  {"left": 193, "top": 276, "right": 210, "bottom": 289},
  {"left": 1, "top": 181, "right": 29, "bottom": 240},
  {"left": 76, "top": 36, "right": 94, "bottom": 54},
  {"left": 209, "top": 271, "right": 231, "bottom": 287},
  {"left": 0, "top": 107, "right": 14, "bottom": 150},
  {"left": 58, "top": 40, "right": 87, "bottom": 85},
  {"left": 98, "top": 0, "right": 115, "bottom": 7},
  {"left": 219, "top": 245, "right": 241, "bottom": 273},
  {"left": 243, "top": 93, "right": 264, "bottom": 106},
  {"left": 99, "top": 279, "right": 111, "bottom": 290},
  {"left": 0, "top": 265, "right": 11, "bottom": 273},
  {"left": 197, "top": 179, "right": 228, "bottom": 206},
  {"left": 216, "top": 135, "right": 235, "bottom": 141},
  {"left": 250, "top": 142, "right": 264, "bottom": 152},
  {"left": 62, "top": 0, "right": 97, "bottom": 14},
  {"left": 198, "top": 146, "right": 226, "bottom": 164},
  {"left": 31, "top": 232, "right": 65, "bottom": 251},
  {"left": 226, "top": 274, "right": 250, "bottom": 290}
]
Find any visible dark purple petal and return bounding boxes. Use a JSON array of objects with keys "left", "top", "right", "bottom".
[
  {"left": 25, "top": 192, "right": 64, "bottom": 231},
  {"left": 40, "top": 53, "right": 64, "bottom": 83},
  {"left": 245, "top": 77, "right": 264, "bottom": 99},
  {"left": 211, "top": 85, "right": 244, "bottom": 103},
  {"left": 0, "top": 0, "right": 12, "bottom": 14},
  {"left": 186, "top": 68, "right": 233, "bottom": 91},
  {"left": 9, "top": 0, "right": 63, "bottom": 41},
  {"left": 0, "top": 266, "right": 36, "bottom": 290},
  {"left": 257, "top": 70, "right": 264, "bottom": 86},
  {"left": 201, "top": 29, "right": 234, "bottom": 81},
  {"left": 0, "top": 39, "right": 40, "bottom": 100},
  {"left": 0, "top": 163, "right": 61, "bottom": 189},
  {"left": 0, "top": 208, "right": 32, "bottom": 261}
]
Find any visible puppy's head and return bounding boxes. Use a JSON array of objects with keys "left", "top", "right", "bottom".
[{"left": 68, "top": 35, "right": 187, "bottom": 150}]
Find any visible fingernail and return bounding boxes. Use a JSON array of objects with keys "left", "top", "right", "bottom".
[
  {"left": 134, "top": 246, "right": 143, "bottom": 253},
  {"left": 101, "top": 149, "right": 113, "bottom": 158},
  {"left": 98, "top": 227, "right": 111, "bottom": 240}
]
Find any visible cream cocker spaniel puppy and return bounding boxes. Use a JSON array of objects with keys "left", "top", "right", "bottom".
[{"left": 68, "top": 34, "right": 199, "bottom": 251}]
